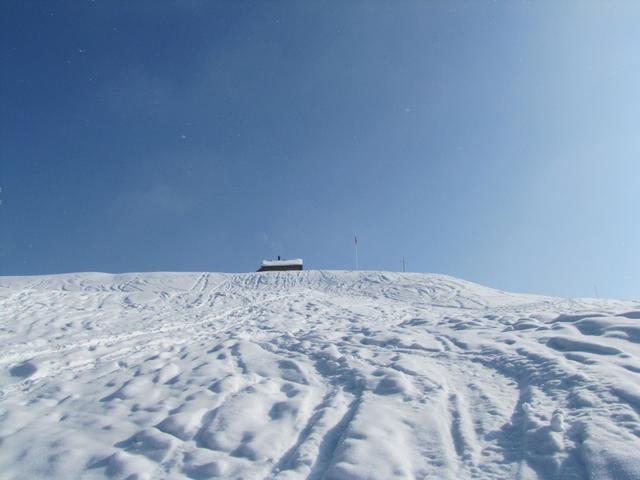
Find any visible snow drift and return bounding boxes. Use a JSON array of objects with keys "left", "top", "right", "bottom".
[{"left": 0, "top": 271, "right": 639, "bottom": 479}]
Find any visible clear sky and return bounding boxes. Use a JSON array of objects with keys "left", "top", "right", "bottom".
[{"left": 1, "top": 1, "right": 639, "bottom": 299}]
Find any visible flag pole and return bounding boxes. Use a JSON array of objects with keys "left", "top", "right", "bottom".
[{"left": 354, "top": 233, "right": 359, "bottom": 271}]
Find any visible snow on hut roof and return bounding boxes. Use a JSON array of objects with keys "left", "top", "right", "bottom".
[{"left": 261, "top": 258, "right": 303, "bottom": 267}]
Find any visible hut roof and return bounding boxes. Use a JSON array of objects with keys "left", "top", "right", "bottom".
[{"left": 260, "top": 258, "right": 303, "bottom": 268}]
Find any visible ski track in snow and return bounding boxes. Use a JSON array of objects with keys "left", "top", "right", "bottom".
[{"left": 0, "top": 271, "right": 639, "bottom": 479}]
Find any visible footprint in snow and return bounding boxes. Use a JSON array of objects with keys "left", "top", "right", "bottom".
[{"left": 9, "top": 361, "right": 37, "bottom": 378}]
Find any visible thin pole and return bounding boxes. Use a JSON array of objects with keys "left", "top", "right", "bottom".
[
  {"left": 354, "top": 233, "right": 359, "bottom": 271},
  {"left": 402, "top": 256, "right": 405, "bottom": 272}
]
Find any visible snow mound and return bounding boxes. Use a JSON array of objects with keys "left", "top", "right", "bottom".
[{"left": 0, "top": 270, "right": 639, "bottom": 479}]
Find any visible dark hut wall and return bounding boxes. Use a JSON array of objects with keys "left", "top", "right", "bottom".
[{"left": 257, "top": 264, "right": 303, "bottom": 272}]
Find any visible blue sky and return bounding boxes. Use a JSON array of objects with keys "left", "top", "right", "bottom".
[{"left": 1, "top": 1, "right": 639, "bottom": 299}]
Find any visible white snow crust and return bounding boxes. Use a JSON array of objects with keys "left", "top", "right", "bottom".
[{"left": 1, "top": 270, "right": 639, "bottom": 479}]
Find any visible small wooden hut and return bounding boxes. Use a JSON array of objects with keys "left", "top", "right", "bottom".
[{"left": 257, "top": 258, "right": 303, "bottom": 272}]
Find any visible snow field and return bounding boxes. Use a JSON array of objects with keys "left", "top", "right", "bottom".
[{"left": 0, "top": 271, "right": 639, "bottom": 479}]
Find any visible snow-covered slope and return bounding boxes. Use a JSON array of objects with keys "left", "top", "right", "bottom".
[{"left": 1, "top": 271, "right": 639, "bottom": 480}]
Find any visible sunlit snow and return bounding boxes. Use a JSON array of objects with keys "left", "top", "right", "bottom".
[{"left": 1, "top": 271, "right": 639, "bottom": 479}]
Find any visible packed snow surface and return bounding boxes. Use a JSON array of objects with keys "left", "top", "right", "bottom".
[{"left": 1, "top": 271, "right": 640, "bottom": 480}]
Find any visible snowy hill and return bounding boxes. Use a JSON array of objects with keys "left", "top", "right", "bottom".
[{"left": 1, "top": 271, "right": 639, "bottom": 479}]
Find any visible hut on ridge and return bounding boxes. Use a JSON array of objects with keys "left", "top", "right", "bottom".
[{"left": 257, "top": 257, "right": 303, "bottom": 272}]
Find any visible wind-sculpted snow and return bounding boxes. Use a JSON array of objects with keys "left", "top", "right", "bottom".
[{"left": 0, "top": 271, "right": 639, "bottom": 479}]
